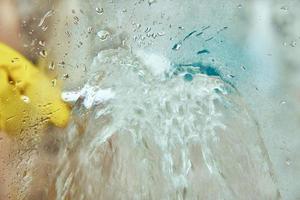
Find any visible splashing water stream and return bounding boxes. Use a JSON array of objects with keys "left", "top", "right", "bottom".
[{"left": 54, "top": 48, "right": 279, "bottom": 199}]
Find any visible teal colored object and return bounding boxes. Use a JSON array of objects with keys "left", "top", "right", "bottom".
[{"left": 184, "top": 73, "right": 193, "bottom": 81}]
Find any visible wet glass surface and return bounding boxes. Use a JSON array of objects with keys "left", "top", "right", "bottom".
[{"left": 0, "top": 0, "right": 300, "bottom": 199}]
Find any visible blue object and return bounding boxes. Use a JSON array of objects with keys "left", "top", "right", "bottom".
[{"left": 184, "top": 73, "right": 193, "bottom": 81}]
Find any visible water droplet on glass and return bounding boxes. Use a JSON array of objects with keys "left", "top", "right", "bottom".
[
  {"left": 172, "top": 42, "right": 182, "bottom": 51},
  {"left": 97, "top": 30, "right": 110, "bottom": 41},
  {"left": 148, "top": 0, "right": 156, "bottom": 6},
  {"left": 11, "top": 57, "right": 19, "bottom": 63},
  {"left": 38, "top": 10, "right": 55, "bottom": 27},
  {"left": 73, "top": 16, "right": 80, "bottom": 24},
  {"left": 21, "top": 96, "right": 30, "bottom": 103},
  {"left": 87, "top": 26, "right": 93, "bottom": 34},
  {"left": 63, "top": 74, "right": 69, "bottom": 79},
  {"left": 290, "top": 41, "right": 297, "bottom": 47},
  {"left": 280, "top": 100, "right": 287, "bottom": 105},
  {"left": 157, "top": 32, "right": 165, "bottom": 36},
  {"left": 41, "top": 25, "right": 48, "bottom": 32},
  {"left": 151, "top": 33, "right": 157, "bottom": 39},
  {"left": 39, "top": 50, "right": 47, "bottom": 58},
  {"left": 96, "top": 7, "right": 104, "bottom": 15},
  {"left": 51, "top": 79, "right": 57, "bottom": 87},
  {"left": 237, "top": 4, "right": 242, "bottom": 8},
  {"left": 39, "top": 40, "right": 46, "bottom": 47},
  {"left": 122, "top": 39, "right": 126, "bottom": 46},
  {"left": 59, "top": 61, "right": 66, "bottom": 66},
  {"left": 145, "top": 27, "right": 151, "bottom": 33},
  {"left": 65, "top": 31, "right": 71, "bottom": 37},
  {"left": 184, "top": 73, "right": 193, "bottom": 81},
  {"left": 49, "top": 61, "right": 55, "bottom": 70},
  {"left": 286, "top": 158, "right": 291, "bottom": 166},
  {"left": 280, "top": 6, "right": 288, "bottom": 11}
]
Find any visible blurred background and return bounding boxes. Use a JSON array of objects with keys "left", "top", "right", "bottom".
[{"left": 0, "top": 0, "right": 300, "bottom": 199}]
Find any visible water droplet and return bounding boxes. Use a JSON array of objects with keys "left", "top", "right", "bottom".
[
  {"left": 51, "top": 79, "right": 57, "bottom": 87},
  {"left": 59, "top": 61, "right": 66, "bottom": 66},
  {"left": 122, "top": 39, "right": 126, "bottom": 46},
  {"left": 197, "top": 49, "right": 210, "bottom": 55},
  {"left": 23, "top": 170, "right": 28, "bottom": 178},
  {"left": 290, "top": 41, "right": 297, "bottom": 47},
  {"left": 73, "top": 16, "right": 80, "bottom": 24},
  {"left": 148, "top": 0, "right": 156, "bottom": 6},
  {"left": 184, "top": 73, "right": 193, "bottom": 81},
  {"left": 172, "top": 42, "right": 182, "bottom": 51},
  {"left": 280, "top": 100, "right": 287, "bottom": 105},
  {"left": 65, "top": 31, "right": 71, "bottom": 37},
  {"left": 11, "top": 57, "right": 19, "bottom": 63},
  {"left": 49, "top": 61, "right": 55, "bottom": 70},
  {"left": 87, "top": 26, "right": 93, "bottom": 34},
  {"left": 145, "top": 27, "right": 151, "bottom": 33},
  {"left": 39, "top": 50, "right": 47, "bottom": 58},
  {"left": 39, "top": 40, "right": 46, "bottom": 47},
  {"left": 38, "top": 10, "right": 55, "bottom": 27},
  {"left": 151, "top": 33, "right": 157, "bottom": 39},
  {"left": 96, "top": 7, "right": 104, "bottom": 15},
  {"left": 21, "top": 96, "right": 30, "bottom": 103},
  {"left": 286, "top": 158, "right": 291, "bottom": 166},
  {"left": 157, "top": 32, "right": 165, "bottom": 36},
  {"left": 280, "top": 6, "right": 288, "bottom": 11},
  {"left": 63, "top": 74, "right": 69, "bottom": 79},
  {"left": 41, "top": 25, "right": 48, "bottom": 32},
  {"left": 97, "top": 30, "right": 110, "bottom": 41},
  {"left": 237, "top": 4, "right": 242, "bottom": 8}
]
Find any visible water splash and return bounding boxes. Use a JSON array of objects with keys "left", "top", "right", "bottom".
[{"left": 54, "top": 48, "right": 279, "bottom": 199}]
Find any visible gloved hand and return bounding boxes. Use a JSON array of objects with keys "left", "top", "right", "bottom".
[{"left": 0, "top": 43, "right": 70, "bottom": 136}]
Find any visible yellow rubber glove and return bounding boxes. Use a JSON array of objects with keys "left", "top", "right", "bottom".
[{"left": 0, "top": 43, "right": 70, "bottom": 136}]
